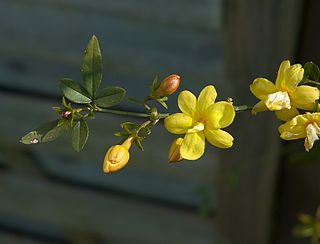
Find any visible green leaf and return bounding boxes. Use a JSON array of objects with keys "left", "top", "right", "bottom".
[
  {"left": 150, "top": 75, "right": 159, "bottom": 92},
  {"left": 20, "top": 120, "right": 69, "bottom": 144},
  {"left": 128, "top": 97, "right": 144, "bottom": 105},
  {"left": 72, "top": 120, "right": 89, "bottom": 152},
  {"left": 94, "top": 86, "right": 126, "bottom": 108},
  {"left": 156, "top": 98, "right": 168, "bottom": 109},
  {"left": 303, "top": 62, "right": 320, "bottom": 82},
  {"left": 82, "top": 35, "right": 102, "bottom": 98},
  {"left": 59, "top": 79, "right": 91, "bottom": 104},
  {"left": 135, "top": 138, "right": 144, "bottom": 151},
  {"left": 293, "top": 225, "right": 314, "bottom": 237}
]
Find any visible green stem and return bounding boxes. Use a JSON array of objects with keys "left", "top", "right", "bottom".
[
  {"left": 233, "top": 104, "right": 253, "bottom": 113},
  {"left": 97, "top": 108, "right": 169, "bottom": 118},
  {"left": 97, "top": 105, "right": 252, "bottom": 118},
  {"left": 300, "top": 79, "right": 320, "bottom": 87}
]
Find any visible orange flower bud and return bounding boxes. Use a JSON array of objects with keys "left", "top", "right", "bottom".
[
  {"left": 152, "top": 74, "right": 180, "bottom": 97},
  {"left": 103, "top": 137, "right": 133, "bottom": 173},
  {"left": 168, "top": 138, "right": 184, "bottom": 163}
]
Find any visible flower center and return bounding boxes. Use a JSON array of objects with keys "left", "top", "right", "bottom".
[
  {"left": 187, "top": 122, "right": 205, "bottom": 133},
  {"left": 264, "top": 91, "right": 291, "bottom": 111}
]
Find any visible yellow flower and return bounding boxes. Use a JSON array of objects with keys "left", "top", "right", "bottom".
[
  {"left": 250, "top": 60, "right": 319, "bottom": 121},
  {"left": 168, "top": 138, "right": 184, "bottom": 163},
  {"left": 278, "top": 112, "right": 320, "bottom": 151},
  {"left": 164, "top": 85, "right": 235, "bottom": 160},
  {"left": 103, "top": 137, "right": 133, "bottom": 173}
]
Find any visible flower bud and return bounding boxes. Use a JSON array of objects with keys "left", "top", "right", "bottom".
[
  {"left": 168, "top": 138, "right": 184, "bottom": 163},
  {"left": 61, "top": 110, "right": 72, "bottom": 119},
  {"left": 103, "top": 137, "right": 133, "bottom": 173},
  {"left": 152, "top": 74, "right": 180, "bottom": 97}
]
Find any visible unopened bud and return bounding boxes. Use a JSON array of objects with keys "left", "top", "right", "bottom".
[
  {"left": 168, "top": 138, "right": 184, "bottom": 163},
  {"left": 152, "top": 74, "right": 180, "bottom": 97},
  {"left": 103, "top": 137, "right": 133, "bottom": 173},
  {"left": 61, "top": 110, "right": 72, "bottom": 119}
]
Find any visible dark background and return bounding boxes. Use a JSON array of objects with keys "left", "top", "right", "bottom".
[{"left": 0, "top": 0, "right": 320, "bottom": 243}]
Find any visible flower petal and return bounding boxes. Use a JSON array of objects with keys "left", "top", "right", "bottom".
[
  {"left": 275, "top": 107, "right": 300, "bottom": 121},
  {"left": 178, "top": 90, "right": 197, "bottom": 117},
  {"left": 205, "top": 101, "right": 235, "bottom": 129},
  {"left": 204, "top": 129, "right": 233, "bottom": 148},
  {"left": 290, "top": 85, "right": 319, "bottom": 110},
  {"left": 180, "top": 132, "right": 205, "bottom": 160},
  {"left": 252, "top": 101, "right": 268, "bottom": 115},
  {"left": 304, "top": 123, "right": 320, "bottom": 151},
  {"left": 278, "top": 114, "right": 309, "bottom": 140},
  {"left": 249, "top": 78, "right": 277, "bottom": 100},
  {"left": 263, "top": 91, "right": 291, "bottom": 110},
  {"left": 164, "top": 113, "right": 194, "bottom": 134},
  {"left": 275, "top": 60, "right": 290, "bottom": 89},
  {"left": 196, "top": 85, "right": 217, "bottom": 116},
  {"left": 283, "top": 64, "right": 304, "bottom": 91}
]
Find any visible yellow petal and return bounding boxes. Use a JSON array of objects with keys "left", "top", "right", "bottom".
[
  {"left": 103, "top": 145, "right": 130, "bottom": 173},
  {"left": 264, "top": 91, "right": 291, "bottom": 110},
  {"left": 252, "top": 101, "right": 268, "bottom": 115},
  {"left": 205, "top": 101, "right": 235, "bottom": 129},
  {"left": 278, "top": 114, "right": 309, "bottom": 140},
  {"left": 275, "top": 107, "right": 300, "bottom": 121},
  {"left": 304, "top": 123, "right": 320, "bottom": 151},
  {"left": 278, "top": 124, "right": 306, "bottom": 141},
  {"left": 196, "top": 85, "right": 217, "bottom": 116},
  {"left": 178, "top": 90, "right": 197, "bottom": 117},
  {"left": 164, "top": 113, "right": 194, "bottom": 134},
  {"left": 249, "top": 78, "right": 277, "bottom": 100},
  {"left": 204, "top": 129, "right": 233, "bottom": 148},
  {"left": 290, "top": 85, "right": 319, "bottom": 111},
  {"left": 180, "top": 132, "right": 205, "bottom": 160},
  {"left": 168, "top": 138, "right": 184, "bottom": 163},
  {"left": 283, "top": 64, "right": 304, "bottom": 91},
  {"left": 275, "top": 60, "right": 290, "bottom": 89}
]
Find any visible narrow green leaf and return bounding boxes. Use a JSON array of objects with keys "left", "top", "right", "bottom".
[
  {"left": 135, "top": 138, "right": 144, "bottom": 151},
  {"left": 82, "top": 35, "right": 102, "bottom": 98},
  {"left": 156, "top": 98, "right": 168, "bottom": 109},
  {"left": 150, "top": 75, "right": 159, "bottom": 92},
  {"left": 59, "top": 79, "right": 91, "bottom": 104},
  {"left": 72, "top": 120, "right": 89, "bottom": 152},
  {"left": 94, "top": 86, "right": 126, "bottom": 108},
  {"left": 128, "top": 97, "right": 144, "bottom": 105},
  {"left": 20, "top": 120, "right": 68, "bottom": 144}
]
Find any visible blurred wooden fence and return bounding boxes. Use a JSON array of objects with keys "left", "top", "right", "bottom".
[{"left": 0, "top": 0, "right": 228, "bottom": 243}]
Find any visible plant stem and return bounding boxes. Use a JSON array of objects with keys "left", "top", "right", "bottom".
[
  {"left": 97, "top": 105, "right": 253, "bottom": 118},
  {"left": 97, "top": 108, "right": 169, "bottom": 119},
  {"left": 233, "top": 104, "right": 253, "bottom": 113}
]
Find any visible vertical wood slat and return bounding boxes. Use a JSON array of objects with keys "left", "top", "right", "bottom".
[{"left": 218, "top": 0, "right": 304, "bottom": 244}]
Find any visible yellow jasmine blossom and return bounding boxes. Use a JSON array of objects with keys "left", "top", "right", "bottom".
[
  {"left": 164, "top": 85, "right": 235, "bottom": 160},
  {"left": 250, "top": 60, "right": 319, "bottom": 121},
  {"left": 278, "top": 112, "right": 320, "bottom": 151},
  {"left": 103, "top": 137, "right": 133, "bottom": 173}
]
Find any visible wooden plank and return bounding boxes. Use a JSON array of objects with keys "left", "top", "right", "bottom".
[
  {"left": 2, "top": 0, "right": 222, "bottom": 31},
  {"left": 0, "top": 0, "right": 223, "bottom": 99},
  {"left": 218, "top": 0, "right": 304, "bottom": 244},
  {"left": 0, "top": 171, "right": 224, "bottom": 244},
  {"left": 0, "top": 91, "right": 218, "bottom": 209},
  {"left": 0, "top": 231, "right": 55, "bottom": 244}
]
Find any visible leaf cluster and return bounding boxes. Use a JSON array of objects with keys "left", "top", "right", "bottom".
[{"left": 21, "top": 36, "right": 126, "bottom": 151}]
